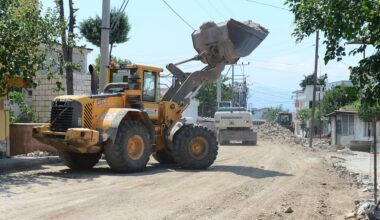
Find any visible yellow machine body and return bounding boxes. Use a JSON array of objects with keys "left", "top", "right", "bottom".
[
  {"left": 33, "top": 19, "right": 269, "bottom": 172},
  {"left": 34, "top": 64, "right": 182, "bottom": 153}
]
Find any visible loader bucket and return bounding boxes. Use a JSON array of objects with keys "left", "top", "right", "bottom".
[{"left": 192, "top": 19, "right": 269, "bottom": 67}]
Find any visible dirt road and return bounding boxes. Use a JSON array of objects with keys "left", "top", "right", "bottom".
[{"left": 0, "top": 142, "right": 363, "bottom": 220}]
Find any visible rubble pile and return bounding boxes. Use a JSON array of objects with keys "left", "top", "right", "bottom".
[
  {"left": 257, "top": 122, "right": 330, "bottom": 148},
  {"left": 331, "top": 156, "right": 373, "bottom": 192},
  {"left": 15, "top": 151, "right": 58, "bottom": 157},
  {"left": 257, "top": 122, "right": 305, "bottom": 146}
]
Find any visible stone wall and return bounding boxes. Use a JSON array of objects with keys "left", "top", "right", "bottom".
[
  {"left": 30, "top": 47, "right": 92, "bottom": 123},
  {"left": 31, "top": 73, "right": 91, "bottom": 123}
]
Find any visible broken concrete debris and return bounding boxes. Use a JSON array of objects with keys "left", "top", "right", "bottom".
[
  {"left": 257, "top": 122, "right": 330, "bottom": 148},
  {"left": 283, "top": 206, "right": 293, "bottom": 213},
  {"left": 15, "top": 150, "right": 58, "bottom": 157}
]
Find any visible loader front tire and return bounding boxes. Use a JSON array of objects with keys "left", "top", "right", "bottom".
[
  {"left": 105, "top": 120, "right": 151, "bottom": 173},
  {"left": 172, "top": 125, "right": 218, "bottom": 169},
  {"left": 60, "top": 152, "right": 101, "bottom": 169},
  {"left": 152, "top": 149, "right": 175, "bottom": 164}
]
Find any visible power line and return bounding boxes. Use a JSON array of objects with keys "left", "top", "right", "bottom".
[
  {"left": 111, "top": 0, "right": 130, "bottom": 30},
  {"left": 162, "top": 0, "right": 195, "bottom": 31},
  {"left": 207, "top": 0, "right": 227, "bottom": 18},
  {"left": 253, "top": 90, "right": 292, "bottom": 100},
  {"left": 245, "top": 0, "right": 289, "bottom": 11}
]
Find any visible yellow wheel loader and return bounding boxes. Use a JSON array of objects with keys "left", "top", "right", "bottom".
[{"left": 33, "top": 19, "right": 268, "bottom": 172}]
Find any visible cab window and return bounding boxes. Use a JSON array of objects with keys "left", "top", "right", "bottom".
[
  {"left": 110, "top": 68, "right": 137, "bottom": 83},
  {"left": 143, "top": 71, "right": 156, "bottom": 101}
]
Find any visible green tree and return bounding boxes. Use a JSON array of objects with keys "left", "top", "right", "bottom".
[
  {"left": 358, "top": 104, "right": 380, "bottom": 123},
  {"left": 319, "top": 86, "right": 358, "bottom": 115},
  {"left": 299, "top": 73, "right": 327, "bottom": 90},
  {"left": 94, "top": 54, "right": 132, "bottom": 76},
  {"left": 79, "top": 9, "right": 131, "bottom": 57},
  {"left": 296, "top": 107, "right": 311, "bottom": 137},
  {"left": 265, "top": 105, "right": 285, "bottom": 122},
  {"left": 196, "top": 76, "right": 234, "bottom": 117},
  {"left": 0, "top": 0, "right": 61, "bottom": 96},
  {"left": 358, "top": 104, "right": 380, "bottom": 148},
  {"left": 285, "top": 0, "right": 380, "bottom": 106},
  {"left": 9, "top": 91, "right": 38, "bottom": 123}
]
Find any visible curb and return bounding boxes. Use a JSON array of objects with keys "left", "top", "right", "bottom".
[{"left": 0, "top": 156, "right": 61, "bottom": 174}]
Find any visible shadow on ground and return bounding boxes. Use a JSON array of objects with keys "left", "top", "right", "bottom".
[
  {"left": 208, "top": 165, "right": 292, "bottom": 179},
  {"left": 0, "top": 161, "right": 291, "bottom": 195}
]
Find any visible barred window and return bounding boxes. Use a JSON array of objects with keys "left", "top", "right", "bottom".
[{"left": 341, "top": 114, "right": 354, "bottom": 136}]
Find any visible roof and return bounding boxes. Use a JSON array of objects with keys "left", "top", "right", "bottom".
[
  {"left": 292, "top": 90, "right": 303, "bottom": 94},
  {"left": 326, "top": 110, "right": 357, "bottom": 117}
]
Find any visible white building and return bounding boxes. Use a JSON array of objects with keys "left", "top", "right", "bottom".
[
  {"left": 293, "top": 85, "right": 324, "bottom": 111},
  {"left": 328, "top": 110, "right": 375, "bottom": 149},
  {"left": 252, "top": 107, "right": 269, "bottom": 120},
  {"left": 293, "top": 85, "right": 324, "bottom": 136},
  {"left": 325, "top": 80, "right": 353, "bottom": 91},
  {"left": 293, "top": 80, "right": 354, "bottom": 137},
  {"left": 23, "top": 47, "right": 93, "bottom": 122}
]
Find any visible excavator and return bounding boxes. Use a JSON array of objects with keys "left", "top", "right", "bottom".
[{"left": 33, "top": 19, "right": 269, "bottom": 172}]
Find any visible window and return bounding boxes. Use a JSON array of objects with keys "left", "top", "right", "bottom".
[
  {"left": 110, "top": 68, "right": 137, "bottom": 83},
  {"left": 364, "top": 122, "right": 373, "bottom": 137},
  {"left": 341, "top": 114, "right": 354, "bottom": 136},
  {"left": 143, "top": 71, "right": 156, "bottom": 101}
]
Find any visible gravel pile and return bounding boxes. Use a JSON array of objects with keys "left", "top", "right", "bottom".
[{"left": 257, "top": 122, "right": 330, "bottom": 148}]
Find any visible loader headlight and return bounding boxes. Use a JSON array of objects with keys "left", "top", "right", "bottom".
[{"left": 78, "top": 117, "right": 82, "bottom": 127}]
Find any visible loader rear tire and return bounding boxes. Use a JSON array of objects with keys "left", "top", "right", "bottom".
[
  {"left": 172, "top": 125, "right": 218, "bottom": 169},
  {"left": 105, "top": 120, "right": 151, "bottom": 173},
  {"left": 60, "top": 152, "right": 101, "bottom": 169},
  {"left": 152, "top": 149, "right": 175, "bottom": 164}
]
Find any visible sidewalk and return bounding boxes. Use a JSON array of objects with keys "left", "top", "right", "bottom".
[{"left": 0, "top": 156, "right": 60, "bottom": 173}]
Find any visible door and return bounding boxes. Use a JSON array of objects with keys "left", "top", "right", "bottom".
[{"left": 336, "top": 119, "right": 342, "bottom": 145}]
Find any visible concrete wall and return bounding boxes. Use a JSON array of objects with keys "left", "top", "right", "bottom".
[
  {"left": 31, "top": 47, "right": 92, "bottom": 123},
  {"left": 31, "top": 73, "right": 91, "bottom": 122},
  {"left": 331, "top": 116, "right": 336, "bottom": 145},
  {"left": 252, "top": 108, "right": 269, "bottom": 120},
  {"left": 10, "top": 123, "right": 56, "bottom": 156}
]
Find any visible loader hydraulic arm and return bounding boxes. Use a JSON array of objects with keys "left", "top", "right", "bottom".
[{"left": 161, "top": 62, "right": 225, "bottom": 106}]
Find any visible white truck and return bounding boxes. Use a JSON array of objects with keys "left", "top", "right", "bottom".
[{"left": 214, "top": 107, "right": 257, "bottom": 145}]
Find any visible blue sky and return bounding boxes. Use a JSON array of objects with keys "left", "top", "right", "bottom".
[{"left": 42, "top": 0, "right": 372, "bottom": 111}]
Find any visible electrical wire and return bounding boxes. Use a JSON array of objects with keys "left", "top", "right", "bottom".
[
  {"left": 111, "top": 0, "right": 130, "bottom": 30},
  {"left": 245, "top": 0, "right": 289, "bottom": 11},
  {"left": 162, "top": 0, "right": 195, "bottom": 31},
  {"left": 253, "top": 90, "right": 292, "bottom": 100},
  {"left": 207, "top": 0, "right": 227, "bottom": 18}
]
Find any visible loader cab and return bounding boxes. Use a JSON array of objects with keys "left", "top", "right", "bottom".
[
  {"left": 107, "top": 64, "right": 163, "bottom": 101},
  {"left": 276, "top": 112, "right": 292, "bottom": 126}
]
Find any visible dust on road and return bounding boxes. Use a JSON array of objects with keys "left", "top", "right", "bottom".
[{"left": 0, "top": 142, "right": 362, "bottom": 220}]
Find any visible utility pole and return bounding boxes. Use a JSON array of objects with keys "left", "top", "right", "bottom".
[
  {"left": 231, "top": 64, "right": 235, "bottom": 106},
  {"left": 373, "top": 119, "right": 378, "bottom": 205},
  {"left": 216, "top": 75, "right": 221, "bottom": 109},
  {"left": 309, "top": 31, "right": 319, "bottom": 148},
  {"left": 319, "top": 91, "right": 322, "bottom": 139},
  {"left": 100, "top": 0, "right": 110, "bottom": 92},
  {"left": 231, "top": 62, "right": 250, "bottom": 107}
]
